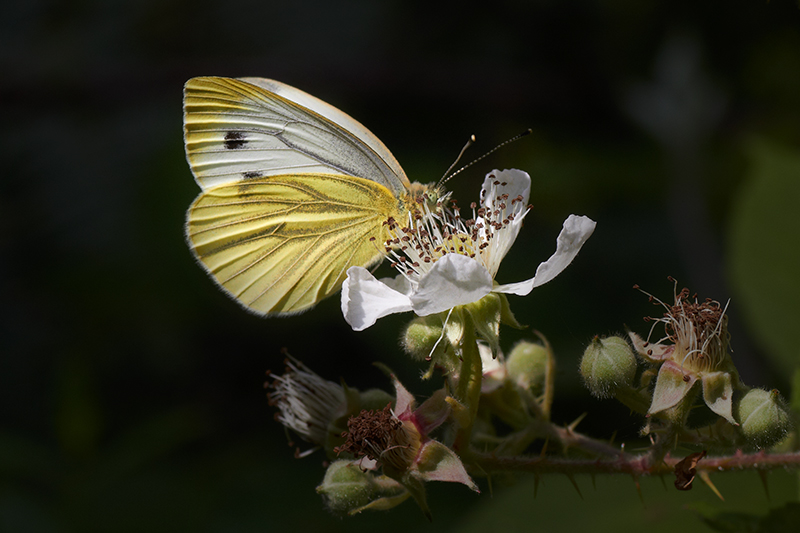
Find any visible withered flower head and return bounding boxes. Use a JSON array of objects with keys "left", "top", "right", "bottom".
[
  {"left": 629, "top": 281, "right": 740, "bottom": 425},
  {"left": 266, "top": 358, "right": 347, "bottom": 454},
  {"left": 335, "top": 405, "right": 419, "bottom": 474},
  {"left": 335, "top": 372, "right": 478, "bottom": 518},
  {"left": 651, "top": 286, "right": 730, "bottom": 373}
]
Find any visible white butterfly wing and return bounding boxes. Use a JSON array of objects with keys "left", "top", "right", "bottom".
[
  {"left": 183, "top": 77, "right": 410, "bottom": 194},
  {"left": 239, "top": 77, "right": 409, "bottom": 185}
]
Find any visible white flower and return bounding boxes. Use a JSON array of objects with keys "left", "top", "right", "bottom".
[{"left": 341, "top": 169, "right": 597, "bottom": 331}]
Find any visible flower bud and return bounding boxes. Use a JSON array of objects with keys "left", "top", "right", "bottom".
[
  {"left": 465, "top": 292, "right": 503, "bottom": 353},
  {"left": 402, "top": 316, "right": 444, "bottom": 361},
  {"left": 505, "top": 341, "right": 548, "bottom": 397},
  {"left": 580, "top": 336, "right": 637, "bottom": 398},
  {"left": 316, "top": 460, "right": 407, "bottom": 516},
  {"left": 359, "top": 388, "right": 395, "bottom": 411},
  {"left": 736, "top": 388, "right": 792, "bottom": 448}
]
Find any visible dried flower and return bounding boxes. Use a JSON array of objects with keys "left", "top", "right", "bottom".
[
  {"left": 266, "top": 357, "right": 393, "bottom": 458},
  {"left": 336, "top": 372, "right": 477, "bottom": 519},
  {"left": 629, "top": 282, "right": 740, "bottom": 425}
]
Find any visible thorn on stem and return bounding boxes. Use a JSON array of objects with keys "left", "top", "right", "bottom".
[
  {"left": 566, "top": 474, "right": 583, "bottom": 500},
  {"left": 698, "top": 470, "right": 725, "bottom": 501},
  {"left": 632, "top": 475, "right": 645, "bottom": 508},
  {"left": 758, "top": 470, "right": 770, "bottom": 501}
]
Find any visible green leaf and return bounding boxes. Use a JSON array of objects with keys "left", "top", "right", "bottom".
[
  {"left": 758, "top": 502, "right": 800, "bottom": 533},
  {"left": 686, "top": 501, "right": 760, "bottom": 532},
  {"left": 689, "top": 501, "right": 800, "bottom": 533},
  {"left": 728, "top": 140, "right": 800, "bottom": 375}
]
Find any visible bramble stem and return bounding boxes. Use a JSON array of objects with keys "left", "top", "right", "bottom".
[
  {"left": 612, "top": 385, "right": 651, "bottom": 415},
  {"left": 534, "top": 330, "right": 555, "bottom": 421},
  {"left": 454, "top": 320, "right": 482, "bottom": 452},
  {"left": 470, "top": 449, "right": 800, "bottom": 477}
]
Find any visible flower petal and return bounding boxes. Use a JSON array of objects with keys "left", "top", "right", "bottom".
[
  {"left": 701, "top": 371, "right": 737, "bottom": 425},
  {"left": 415, "top": 440, "right": 479, "bottom": 492},
  {"left": 341, "top": 267, "right": 413, "bottom": 331},
  {"left": 379, "top": 273, "right": 414, "bottom": 296},
  {"left": 477, "top": 169, "right": 531, "bottom": 273},
  {"left": 648, "top": 360, "right": 698, "bottom": 415},
  {"left": 410, "top": 254, "right": 493, "bottom": 316},
  {"left": 410, "top": 389, "right": 451, "bottom": 435},
  {"left": 494, "top": 214, "right": 596, "bottom": 296},
  {"left": 481, "top": 169, "right": 531, "bottom": 214},
  {"left": 391, "top": 374, "right": 417, "bottom": 417},
  {"left": 628, "top": 331, "right": 674, "bottom": 362}
]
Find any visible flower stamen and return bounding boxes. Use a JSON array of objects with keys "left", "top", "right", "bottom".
[
  {"left": 637, "top": 281, "right": 731, "bottom": 374},
  {"left": 379, "top": 173, "right": 530, "bottom": 287},
  {"left": 335, "top": 405, "right": 418, "bottom": 473},
  {"left": 266, "top": 357, "right": 346, "bottom": 449}
]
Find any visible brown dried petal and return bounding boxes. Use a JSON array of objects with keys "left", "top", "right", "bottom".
[{"left": 674, "top": 450, "right": 707, "bottom": 490}]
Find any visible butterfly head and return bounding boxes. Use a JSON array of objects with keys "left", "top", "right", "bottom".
[{"left": 405, "top": 181, "right": 448, "bottom": 215}]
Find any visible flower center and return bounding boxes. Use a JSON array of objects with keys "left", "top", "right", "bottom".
[
  {"left": 335, "top": 405, "right": 419, "bottom": 472},
  {"left": 377, "top": 175, "right": 529, "bottom": 284},
  {"left": 653, "top": 287, "right": 730, "bottom": 373}
]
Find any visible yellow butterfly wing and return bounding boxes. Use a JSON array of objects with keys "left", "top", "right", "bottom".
[
  {"left": 183, "top": 77, "right": 413, "bottom": 316},
  {"left": 187, "top": 173, "right": 400, "bottom": 316}
]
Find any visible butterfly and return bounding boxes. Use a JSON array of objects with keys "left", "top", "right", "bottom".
[{"left": 183, "top": 77, "right": 441, "bottom": 316}]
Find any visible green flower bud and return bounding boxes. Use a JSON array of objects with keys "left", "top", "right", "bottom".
[
  {"left": 316, "top": 460, "right": 408, "bottom": 516},
  {"left": 506, "top": 341, "right": 548, "bottom": 397},
  {"left": 736, "top": 388, "right": 793, "bottom": 448},
  {"left": 580, "top": 336, "right": 637, "bottom": 398},
  {"left": 402, "top": 316, "right": 444, "bottom": 361},
  {"left": 359, "top": 388, "right": 395, "bottom": 411},
  {"left": 317, "top": 460, "right": 375, "bottom": 514},
  {"left": 464, "top": 292, "right": 503, "bottom": 356}
]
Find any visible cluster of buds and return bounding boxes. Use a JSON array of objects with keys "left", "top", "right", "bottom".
[
  {"left": 579, "top": 281, "right": 792, "bottom": 449},
  {"left": 400, "top": 291, "right": 522, "bottom": 379},
  {"left": 477, "top": 338, "right": 554, "bottom": 438}
]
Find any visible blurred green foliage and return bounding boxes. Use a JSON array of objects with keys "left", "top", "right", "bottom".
[
  {"left": 2, "top": 0, "right": 800, "bottom": 531},
  {"left": 689, "top": 501, "right": 800, "bottom": 533},
  {"left": 729, "top": 141, "right": 800, "bottom": 377}
]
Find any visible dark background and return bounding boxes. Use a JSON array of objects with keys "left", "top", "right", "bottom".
[{"left": 3, "top": 1, "right": 800, "bottom": 531}]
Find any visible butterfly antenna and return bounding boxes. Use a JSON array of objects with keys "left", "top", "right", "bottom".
[
  {"left": 439, "top": 128, "right": 532, "bottom": 188},
  {"left": 437, "top": 135, "right": 477, "bottom": 190}
]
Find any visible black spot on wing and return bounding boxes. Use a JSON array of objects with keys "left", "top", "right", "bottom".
[
  {"left": 224, "top": 131, "right": 246, "bottom": 150},
  {"left": 242, "top": 171, "right": 261, "bottom": 179}
]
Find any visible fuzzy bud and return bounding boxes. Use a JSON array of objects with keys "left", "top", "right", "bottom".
[
  {"left": 402, "top": 316, "right": 443, "bottom": 361},
  {"left": 506, "top": 341, "right": 548, "bottom": 396},
  {"left": 736, "top": 388, "right": 792, "bottom": 448},
  {"left": 316, "top": 460, "right": 406, "bottom": 516},
  {"left": 580, "top": 336, "right": 637, "bottom": 398}
]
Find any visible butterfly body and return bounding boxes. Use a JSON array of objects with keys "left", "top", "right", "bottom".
[{"left": 183, "top": 76, "right": 438, "bottom": 316}]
